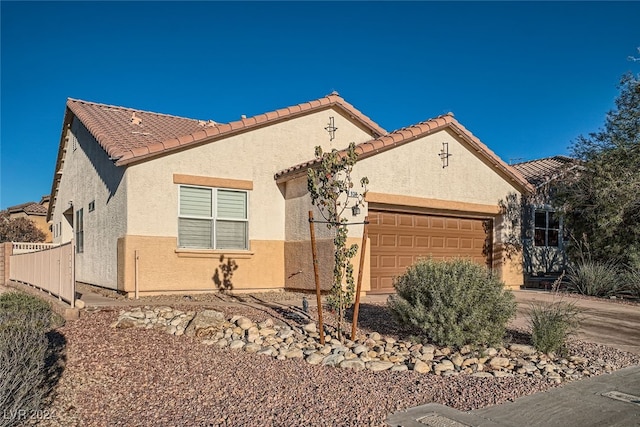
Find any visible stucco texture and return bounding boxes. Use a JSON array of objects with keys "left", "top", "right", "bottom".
[
  {"left": 50, "top": 118, "right": 127, "bottom": 289},
  {"left": 283, "top": 128, "right": 526, "bottom": 288},
  {"left": 118, "top": 236, "right": 284, "bottom": 295}
]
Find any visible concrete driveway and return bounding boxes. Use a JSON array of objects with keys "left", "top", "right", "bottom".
[{"left": 511, "top": 290, "right": 640, "bottom": 355}]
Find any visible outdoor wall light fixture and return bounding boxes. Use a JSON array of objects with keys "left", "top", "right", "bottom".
[
  {"left": 439, "top": 142, "right": 452, "bottom": 168},
  {"left": 351, "top": 205, "right": 361, "bottom": 216}
]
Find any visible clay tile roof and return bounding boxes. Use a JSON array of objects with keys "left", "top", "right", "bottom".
[
  {"left": 511, "top": 155, "right": 576, "bottom": 187},
  {"left": 7, "top": 201, "right": 47, "bottom": 216},
  {"left": 66, "top": 98, "right": 210, "bottom": 163},
  {"left": 275, "top": 113, "right": 534, "bottom": 194},
  {"left": 66, "top": 93, "right": 386, "bottom": 167}
]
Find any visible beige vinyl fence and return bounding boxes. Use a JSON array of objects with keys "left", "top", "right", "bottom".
[
  {"left": 10, "top": 241, "right": 75, "bottom": 307},
  {"left": 12, "top": 242, "right": 59, "bottom": 255}
]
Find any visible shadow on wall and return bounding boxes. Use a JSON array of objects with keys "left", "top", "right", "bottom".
[
  {"left": 212, "top": 254, "right": 238, "bottom": 293},
  {"left": 523, "top": 243, "right": 566, "bottom": 276},
  {"left": 482, "top": 218, "right": 494, "bottom": 269},
  {"left": 75, "top": 119, "right": 125, "bottom": 204}
]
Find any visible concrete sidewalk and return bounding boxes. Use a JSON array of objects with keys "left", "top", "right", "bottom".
[{"left": 387, "top": 365, "right": 640, "bottom": 427}]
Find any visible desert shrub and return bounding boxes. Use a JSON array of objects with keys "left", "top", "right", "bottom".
[
  {"left": 622, "top": 267, "right": 640, "bottom": 299},
  {"left": 528, "top": 301, "right": 581, "bottom": 354},
  {"left": 566, "top": 260, "right": 621, "bottom": 297},
  {"left": 388, "top": 258, "right": 516, "bottom": 348},
  {"left": 0, "top": 292, "right": 56, "bottom": 427}
]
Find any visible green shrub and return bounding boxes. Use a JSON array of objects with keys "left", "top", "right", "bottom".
[
  {"left": 528, "top": 301, "right": 581, "bottom": 354},
  {"left": 388, "top": 258, "right": 516, "bottom": 348},
  {"left": 622, "top": 268, "right": 640, "bottom": 299},
  {"left": 566, "top": 260, "right": 621, "bottom": 297},
  {"left": 0, "top": 292, "right": 56, "bottom": 427}
]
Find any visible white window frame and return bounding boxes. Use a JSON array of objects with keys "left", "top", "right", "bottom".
[
  {"left": 178, "top": 185, "right": 249, "bottom": 250},
  {"left": 533, "top": 207, "right": 561, "bottom": 248},
  {"left": 75, "top": 208, "right": 84, "bottom": 253}
]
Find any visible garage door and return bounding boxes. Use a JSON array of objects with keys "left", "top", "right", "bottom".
[{"left": 368, "top": 210, "right": 492, "bottom": 293}]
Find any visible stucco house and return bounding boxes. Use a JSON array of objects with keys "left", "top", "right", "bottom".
[
  {"left": 7, "top": 196, "right": 52, "bottom": 242},
  {"left": 47, "top": 93, "right": 533, "bottom": 297},
  {"left": 512, "top": 156, "right": 577, "bottom": 285}
]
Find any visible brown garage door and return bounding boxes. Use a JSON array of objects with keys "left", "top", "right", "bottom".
[{"left": 368, "top": 210, "right": 492, "bottom": 293}]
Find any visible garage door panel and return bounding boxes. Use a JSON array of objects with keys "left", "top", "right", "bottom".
[
  {"left": 460, "top": 220, "right": 473, "bottom": 230},
  {"left": 416, "top": 236, "right": 429, "bottom": 247},
  {"left": 431, "top": 218, "right": 445, "bottom": 228},
  {"left": 460, "top": 238, "right": 473, "bottom": 249},
  {"left": 380, "top": 235, "right": 397, "bottom": 248},
  {"left": 369, "top": 210, "right": 491, "bottom": 293},
  {"left": 381, "top": 214, "right": 397, "bottom": 226},
  {"left": 446, "top": 238, "right": 459, "bottom": 249},
  {"left": 380, "top": 256, "right": 397, "bottom": 268},
  {"left": 398, "top": 256, "right": 414, "bottom": 268},
  {"left": 446, "top": 219, "right": 459, "bottom": 230},
  {"left": 431, "top": 237, "right": 445, "bottom": 248},
  {"left": 379, "top": 277, "right": 395, "bottom": 291},
  {"left": 415, "top": 217, "right": 429, "bottom": 228},
  {"left": 398, "top": 236, "right": 414, "bottom": 247}
]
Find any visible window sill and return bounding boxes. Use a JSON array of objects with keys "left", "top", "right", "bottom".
[{"left": 175, "top": 248, "right": 254, "bottom": 259}]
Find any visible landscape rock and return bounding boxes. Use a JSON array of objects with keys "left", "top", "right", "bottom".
[
  {"left": 368, "top": 361, "right": 394, "bottom": 372},
  {"left": 185, "top": 310, "right": 225, "bottom": 337},
  {"left": 110, "top": 305, "right": 628, "bottom": 385},
  {"left": 412, "top": 360, "right": 431, "bottom": 374}
]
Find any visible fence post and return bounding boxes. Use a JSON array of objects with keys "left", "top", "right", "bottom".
[{"left": 70, "top": 239, "right": 76, "bottom": 308}]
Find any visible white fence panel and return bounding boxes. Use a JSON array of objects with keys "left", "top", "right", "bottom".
[
  {"left": 9, "top": 241, "right": 75, "bottom": 307},
  {"left": 12, "top": 242, "right": 58, "bottom": 254}
]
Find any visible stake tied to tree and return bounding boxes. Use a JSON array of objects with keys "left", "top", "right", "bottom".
[{"left": 307, "top": 142, "right": 368, "bottom": 341}]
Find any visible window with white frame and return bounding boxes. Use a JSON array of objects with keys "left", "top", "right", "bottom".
[
  {"left": 178, "top": 186, "right": 248, "bottom": 250},
  {"left": 534, "top": 209, "right": 560, "bottom": 247},
  {"left": 75, "top": 208, "right": 84, "bottom": 253}
]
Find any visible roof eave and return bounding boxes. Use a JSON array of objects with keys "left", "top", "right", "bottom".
[
  {"left": 115, "top": 97, "right": 387, "bottom": 167},
  {"left": 47, "top": 106, "right": 75, "bottom": 222},
  {"left": 276, "top": 119, "right": 535, "bottom": 195}
]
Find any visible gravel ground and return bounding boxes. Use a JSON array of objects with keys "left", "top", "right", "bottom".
[{"left": 34, "top": 297, "right": 640, "bottom": 427}]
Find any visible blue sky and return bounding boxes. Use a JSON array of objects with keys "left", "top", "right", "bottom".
[{"left": 1, "top": 1, "right": 639, "bottom": 210}]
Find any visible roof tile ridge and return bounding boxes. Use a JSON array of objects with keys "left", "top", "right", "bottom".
[
  {"left": 325, "top": 93, "right": 388, "bottom": 136},
  {"left": 67, "top": 98, "right": 204, "bottom": 122},
  {"left": 274, "top": 114, "right": 451, "bottom": 179},
  {"left": 66, "top": 101, "right": 123, "bottom": 159},
  {"left": 513, "top": 155, "right": 564, "bottom": 166},
  {"left": 447, "top": 118, "right": 532, "bottom": 191}
]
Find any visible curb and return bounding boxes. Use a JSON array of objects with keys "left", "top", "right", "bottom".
[
  {"left": 5, "top": 281, "right": 80, "bottom": 320},
  {"left": 386, "top": 403, "right": 502, "bottom": 427}
]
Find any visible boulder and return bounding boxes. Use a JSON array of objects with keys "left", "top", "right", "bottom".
[
  {"left": 185, "top": 310, "right": 226, "bottom": 337},
  {"left": 368, "top": 361, "right": 394, "bottom": 372},
  {"left": 339, "top": 359, "right": 366, "bottom": 371},
  {"left": 412, "top": 360, "right": 431, "bottom": 374}
]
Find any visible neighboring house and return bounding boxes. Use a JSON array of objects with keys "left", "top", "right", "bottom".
[
  {"left": 512, "top": 156, "right": 577, "bottom": 283},
  {"left": 47, "top": 93, "right": 533, "bottom": 297},
  {"left": 7, "top": 196, "right": 52, "bottom": 242}
]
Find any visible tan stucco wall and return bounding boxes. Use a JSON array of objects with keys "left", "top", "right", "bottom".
[
  {"left": 284, "top": 237, "right": 370, "bottom": 293},
  {"left": 50, "top": 118, "right": 127, "bottom": 289},
  {"left": 7, "top": 212, "right": 51, "bottom": 242},
  {"left": 125, "top": 107, "right": 377, "bottom": 242},
  {"left": 284, "top": 128, "right": 526, "bottom": 288},
  {"left": 117, "top": 235, "right": 284, "bottom": 295}
]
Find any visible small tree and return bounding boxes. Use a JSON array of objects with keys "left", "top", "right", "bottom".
[
  {"left": 554, "top": 73, "right": 640, "bottom": 269},
  {"left": 307, "top": 142, "right": 368, "bottom": 340},
  {"left": 0, "top": 211, "right": 46, "bottom": 243}
]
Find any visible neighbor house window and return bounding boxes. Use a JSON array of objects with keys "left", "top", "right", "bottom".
[
  {"left": 75, "top": 208, "right": 84, "bottom": 253},
  {"left": 88, "top": 200, "right": 95, "bottom": 212},
  {"left": 178, "top": 186, "right": 248, "bottom": 250},
  {"left": 534, "top": 209, "right": 560, "bottom": 247}
]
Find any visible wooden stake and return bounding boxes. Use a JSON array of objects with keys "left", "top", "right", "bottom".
[
  {"left": 309, "top": 211, "right": 325, "bottom": 345},
  {"left": 351, "top": 216, "right": 369, "bottom": 340}
]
